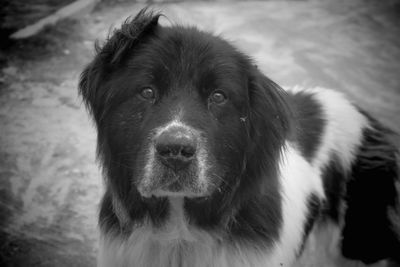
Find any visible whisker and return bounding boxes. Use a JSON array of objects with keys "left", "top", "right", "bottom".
[{"left": 210, "top": 173, "right": 234, "bottom": 191}]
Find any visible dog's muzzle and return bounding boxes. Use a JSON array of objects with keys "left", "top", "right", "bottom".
[
  {"left": 155, "top": 127, "right": 197, "bottom": 172},
  {"left": 139, "top": 122, "right": 210, "bottom": 198}
]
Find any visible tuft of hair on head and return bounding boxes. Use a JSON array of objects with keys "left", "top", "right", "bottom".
[
  {"left": 100, "top": 8, "right": 162, "bottom": 64},
  {"left": 78, "top": 8, "right": 161, "bottom": 122}
]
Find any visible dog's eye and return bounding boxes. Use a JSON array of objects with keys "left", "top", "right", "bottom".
[
  {"left": 140, "top": 87, "right": 155, "bottom": 100},
  {"left": 210, "top": 90, "right": 227, "bottom": 104}
]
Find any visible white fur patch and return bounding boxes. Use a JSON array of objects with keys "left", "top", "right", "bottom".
[
  {"left": 285, "top": 86, "right": 369, "bottom": 170},
  {"left": 310, "top": 88, "right": 368, "bottom": 170},
  {"left": 261, "top": 142, "right": 325, "bottom": 266}
]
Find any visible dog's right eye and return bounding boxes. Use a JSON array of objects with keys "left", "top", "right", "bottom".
[
  {"left": 139, "top": 87, "right": 155, "bottom": 100},
  {"left": 210, "top": 90, "right": 227, "bottom": 104}
]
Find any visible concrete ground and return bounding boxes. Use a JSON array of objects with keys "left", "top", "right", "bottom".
[{"left": 0, "top": 0, "right": 399, "bottom": 266}]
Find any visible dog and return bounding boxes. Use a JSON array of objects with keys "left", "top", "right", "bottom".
[{"left": 79, "top": 8, "right": 400, "bottom": 267}]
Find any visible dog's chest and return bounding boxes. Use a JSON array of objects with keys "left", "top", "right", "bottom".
[
  {"left": 98, "top": 198, "right": 274, "bottom": 267},
  {"left": 99, "top": 229, "right": 274, "bottom": 267}
]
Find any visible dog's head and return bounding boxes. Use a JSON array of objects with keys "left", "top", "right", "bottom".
[{"left": 79, "top": 9, "right": 290, "bottom": 203}]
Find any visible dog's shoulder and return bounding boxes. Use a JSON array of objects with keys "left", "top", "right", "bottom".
[
  {"left": 285, "top": 86, "right": 400, "bottom": 264},
  {"left": 284, "top": 86, "right": 368, "bottom": 169}
]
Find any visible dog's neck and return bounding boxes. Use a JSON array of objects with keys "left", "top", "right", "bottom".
[{"left": 152, "top": 197, "right": 196, "bottom": 242}]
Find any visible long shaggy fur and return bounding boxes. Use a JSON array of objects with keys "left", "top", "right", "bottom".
[{"left": 79, "top": 9, "right": 400, "bottom": 267}]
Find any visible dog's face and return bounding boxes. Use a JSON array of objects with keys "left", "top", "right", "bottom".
[
  {"left": 80, "top": 11, "right": 289, "bottom": 205},
  {"left": 104, "top": 29, "right": 252, "bottom": 198}
]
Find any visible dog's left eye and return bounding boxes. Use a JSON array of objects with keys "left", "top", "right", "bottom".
[
  {"left": 210, "top": 90, "right": 227, "bottom": 104},
  {"left": 140, "top": 87, "right": 155, "bottom": 100}
]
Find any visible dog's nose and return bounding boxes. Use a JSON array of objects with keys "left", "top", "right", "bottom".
[{"left": 155, "top": 127, "right": 197, "bottom": 171}]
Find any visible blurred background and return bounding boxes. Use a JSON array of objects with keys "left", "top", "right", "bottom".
[{"left": 0, "top": 0, "right": 399, "bottom": 266}]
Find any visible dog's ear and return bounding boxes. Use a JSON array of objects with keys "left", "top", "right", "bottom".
[
  {"left": 78, "top": 8, "right": 160, "bottom": 122},
  {"left": 341, "top": 115, "right": 400, "bottom": 265},
  {"left": 244, "top": 68, "right": 291, "bottom": 186}
]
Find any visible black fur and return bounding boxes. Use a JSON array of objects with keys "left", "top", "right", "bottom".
[
  {"left": 341, "top": 116, "right": 400, "bottom": 264},
  {"left": 286, "top": 91, "right": 325, "bottom": 162},
  {"left": 321, "top": 156, "right": 348, "bottom": 222}
]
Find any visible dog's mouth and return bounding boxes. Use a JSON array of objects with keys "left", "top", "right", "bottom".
[
  {"left": 138, "top": 162, "right": 209, "bottom": 198},
  {"left": 155, "top": 168, "right": 192, "bottom": 194}
]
